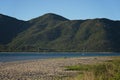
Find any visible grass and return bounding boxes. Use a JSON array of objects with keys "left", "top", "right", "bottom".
[
  {"left": 65, "top": 58, "right": 120, "bottom": 80},
  {"left": 65, "top": 64, "right": 92, "bottom": 71}
]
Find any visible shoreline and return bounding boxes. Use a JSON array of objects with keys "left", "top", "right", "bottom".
[
  {"left": 0, "top": 52, "right": 120, "bottom": 62},
  {"left": 0, "top": 56, "right": 116, "bottom": 80},
  {"left": 0, "top": 51, "right": 118, "bottom": 53},
  {"left": 0, "top": 51, "right": 119, "bottom": 54}
]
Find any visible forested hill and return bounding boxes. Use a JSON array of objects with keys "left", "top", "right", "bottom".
[
  {"left": 0, "top": 13, "right": 120, "bottom": 52},
  {"left": 0, "top": 14, "right": 30, "bottom": 44}
]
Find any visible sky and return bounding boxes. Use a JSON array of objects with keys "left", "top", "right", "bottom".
[{"left": 0, "top": 0, "right": 120, "bottom": 21}]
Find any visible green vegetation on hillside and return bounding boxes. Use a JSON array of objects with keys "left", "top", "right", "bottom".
[
  {"left": 0, "top": 14, "right": 30, "bottom": 44},
  {"left": 0, "top": 13, "right": 120, "bottom": 52}
]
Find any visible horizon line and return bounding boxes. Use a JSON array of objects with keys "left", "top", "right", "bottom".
[{"left": 0, "top": 12, "right": 120, "bottom": 21}]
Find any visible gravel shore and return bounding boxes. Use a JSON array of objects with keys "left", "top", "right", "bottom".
[{"left": 0, "top": 57, "right": 113, "bottom": 80}]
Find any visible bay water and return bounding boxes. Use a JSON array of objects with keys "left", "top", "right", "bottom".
[{"left": 0, "top": 52, "right": 120, "bottom": 62}]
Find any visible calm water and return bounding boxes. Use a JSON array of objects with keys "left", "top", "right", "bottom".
[{"left": 0, "top": 52, "right": 120, "bottom": 62}]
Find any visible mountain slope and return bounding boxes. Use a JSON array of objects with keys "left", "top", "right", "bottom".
[
  {"left": 8, "top": 13, "right": 69, "bottom": 51},
  {"left": 0, "top": 14, "right": 30, "bottom": 44},
  {"left": 0, "top": 13, "right": 120, "bottom": 52},
  {"left": 8, "top": 14, "right": 120, "bottom": 52}
]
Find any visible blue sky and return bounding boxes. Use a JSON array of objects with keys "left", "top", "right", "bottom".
[{"left": 0, "top": 0, "right": 120, "bottom": 20}]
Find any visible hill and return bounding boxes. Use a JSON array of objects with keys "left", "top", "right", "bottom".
[
  {"left": 0, "top": 14, "right": 29, "bottom": 44},
  {"left": 0, "top": 13, "right": 120, "bottom": 52}
]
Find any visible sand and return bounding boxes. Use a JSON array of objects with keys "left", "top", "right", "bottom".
[{"left": 0, "top": 57, "right": 112, "bottom": 80}]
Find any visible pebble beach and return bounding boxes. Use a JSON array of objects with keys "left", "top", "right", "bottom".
[{"left": 0, "top": 57, "right": 113, "bottom": 80}]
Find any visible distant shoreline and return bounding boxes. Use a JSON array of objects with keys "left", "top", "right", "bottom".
[{"left": 0, "top": 51, "right": 117, "bottom": 53}]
